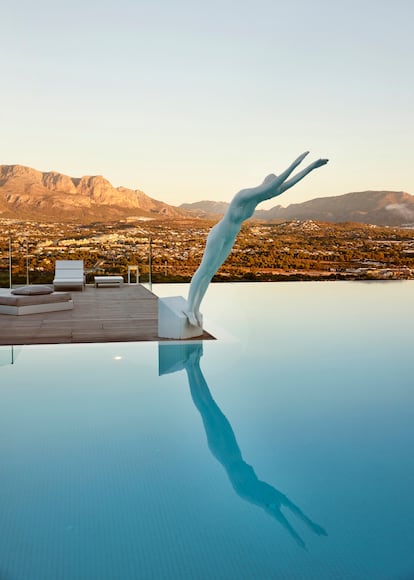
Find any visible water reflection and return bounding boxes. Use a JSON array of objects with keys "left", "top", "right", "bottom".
[
  {"left": 159, "top": 342, "right": 327, "bottom": 549},
  {"left": 0, "top": 345, "right": 20, "bottom": 366}
]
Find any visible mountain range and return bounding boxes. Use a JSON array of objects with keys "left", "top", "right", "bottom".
[
  {"left": 181, "top": 191, "right": 414, "bottom": 226},
  {"left": 0, "top": 164, "right": 181, "bottom": 222},
  {"left": 1, "top": 164, "right": 413, "bottom": 226}
]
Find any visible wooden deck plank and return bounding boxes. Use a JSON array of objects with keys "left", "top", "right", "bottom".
[{"left": 0, "top": 284, "right": 213, "bottom": 345}]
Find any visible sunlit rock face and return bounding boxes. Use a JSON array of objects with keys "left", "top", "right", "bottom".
[{"left": 0, "top": 164, "right": 182, "bottom": 222}]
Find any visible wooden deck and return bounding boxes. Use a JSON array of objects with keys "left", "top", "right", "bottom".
[{"left": 0, "top": 285, "right": 213, "bottom": 345}]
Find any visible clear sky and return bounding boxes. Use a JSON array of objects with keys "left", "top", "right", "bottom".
[{"left": 1, "top": 0, "right": 413, "bottom": 208}]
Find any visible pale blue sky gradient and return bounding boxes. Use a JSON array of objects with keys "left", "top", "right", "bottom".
[{"left": 1, "top": 0, "right": 413, "bottom": 207}]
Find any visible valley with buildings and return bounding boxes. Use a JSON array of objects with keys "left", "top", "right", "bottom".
[
  {"left": 1, "top": 216, "right": 414, "bottom": 287},
  {"left": 1, "top": 164, "right": 414, "bottom": 286}
]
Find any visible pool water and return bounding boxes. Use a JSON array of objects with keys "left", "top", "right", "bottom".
[{"left": 1, "top": 282, "right": 413, "bottom": 579}]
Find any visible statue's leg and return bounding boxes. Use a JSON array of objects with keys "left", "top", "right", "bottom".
[
  {"left": 186, "top": 268, "right": 212, "bottom": 326},
  {"left": 186, "top": 225, "right": 229, "bottom": 325}
]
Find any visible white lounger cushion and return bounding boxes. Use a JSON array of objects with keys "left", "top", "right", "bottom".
[
  {"left": 0, "top": 291, "right": 73, "bottom": 315},
  {"left": 11, "top": 285, "right": 53, "bottom": 295},
  {"left": 53, "top": 260, "right": 85, "bottom": 290}
]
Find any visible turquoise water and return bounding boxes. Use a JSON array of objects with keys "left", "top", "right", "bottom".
[{"left": 1, "top": 281, "right": 414, "bottom": 579}]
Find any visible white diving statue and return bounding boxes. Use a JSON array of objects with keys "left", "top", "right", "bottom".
[{"left": 185, "top": 151, "right": 329, "bottom": 326}]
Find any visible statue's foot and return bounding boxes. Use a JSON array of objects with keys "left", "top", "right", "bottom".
[{"left": 184, "top": 309, "right": 202, "bottom": 327}]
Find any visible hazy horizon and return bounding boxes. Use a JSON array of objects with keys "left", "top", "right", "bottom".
[{"left": 2, "top": 0, "right": 413, "bottom": 209}]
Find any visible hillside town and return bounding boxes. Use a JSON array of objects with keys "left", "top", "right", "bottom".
[{"left": 1, "top": 217, "right": 413, "bottom": 286}]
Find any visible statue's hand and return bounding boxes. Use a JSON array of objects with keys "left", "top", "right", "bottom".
[
  {"left": 310, "top": 522, "right": 328, "bottom": 536},
  {"left": 313, "top": 158, "right": 329, "bottom": 168}
]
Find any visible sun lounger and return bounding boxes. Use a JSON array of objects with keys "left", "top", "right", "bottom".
[{"left": 53, "top": 260, "right": 85, "bottom": 290}]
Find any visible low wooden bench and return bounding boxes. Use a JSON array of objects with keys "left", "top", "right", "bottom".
[{"left": 94, "top": 276, "right": 124, "bottom": 288}]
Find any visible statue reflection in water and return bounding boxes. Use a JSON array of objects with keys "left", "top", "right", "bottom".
[{"left": 159, "top": 343, "right": 327, "bottom": 549}]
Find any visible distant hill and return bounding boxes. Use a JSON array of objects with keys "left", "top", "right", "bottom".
[
  {"left": 180, "top": 190, "right": 414, "bottom": 226},
  {"left": 179, "top": 200, "right": 230, "bottom": 218},
  {"left": 0, "top": 164, "right": 183, "bottom": 222}
]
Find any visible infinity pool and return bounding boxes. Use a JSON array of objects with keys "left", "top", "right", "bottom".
[{"left": 1, "top": 282, "right": 413, "bottom": 579}]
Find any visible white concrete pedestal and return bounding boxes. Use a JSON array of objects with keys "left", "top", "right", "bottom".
[{"left": 158, "top": 296, "right": 203, "bottom": 339}]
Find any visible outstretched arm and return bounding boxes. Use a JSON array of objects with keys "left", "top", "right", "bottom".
[
  {"left": 279, "top": 158, "right": 328, "bottom": 195},
  {"left": 282, "top": 495, "right": 328, "bottom": 537},
  {"left": 251, "top": 153, "right": 328, "bottom": 204}
]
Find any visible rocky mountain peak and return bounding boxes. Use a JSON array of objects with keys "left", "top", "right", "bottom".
[
  {"left": 41, "top": 171, "right": 78, "bottom": 193},
  {"left": 0, "top": 164, "right": 43, "bottom": 184},
  {"left": 76, "top": 175, "right": 114, "bottom": 201},
  {"left": 0, "top": 163, "right": 182, "bottom": 222}
]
